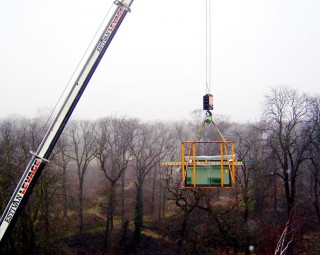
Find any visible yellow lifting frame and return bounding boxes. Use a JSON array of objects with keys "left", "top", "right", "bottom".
[
  {"left": 160, "top": 114, "right": 241, "bottom": 189},
  {"left": 180, "top": 141, "right": 237, "bottom": 189}
]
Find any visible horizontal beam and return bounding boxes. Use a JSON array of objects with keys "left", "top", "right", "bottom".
[
  {"left": 182, "top": 141, "right": 235, "bottom": 144},
  {"left": 160, "top": 161, "right": 243, "bottom": 166}
]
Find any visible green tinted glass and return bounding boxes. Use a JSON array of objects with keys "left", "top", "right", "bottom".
[{"left": 185, "top": 164, "right": 231, "bottom": 187}]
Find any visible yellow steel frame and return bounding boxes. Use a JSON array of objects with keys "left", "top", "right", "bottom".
[
  {"left": 160, "top": 115, "right": 241, "bottom": 189},
  {"left": 180, "top": 140, "right": 237, "bottom": 189}
]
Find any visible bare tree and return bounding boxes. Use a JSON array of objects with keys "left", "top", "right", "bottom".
[
  {"left": 305, "top": 96, "right": 320, "bottom": 228},
  {"left": 164, "top": 165, "right": 209, "bottom": 253},
  {"left": 263, "top": 86, "right": 312, "bottom": 215},
  {"left": 54, "top": 132, "right": 72, "bottom": 217},
  {"left": 233, "top": 123, "right": 269, "bottom": 254},
  {"left": 67, "top": 120, "right": 96, "bottom": 234},
  {"left": 130, "top": 122, "right": 175, "bottom": 244},
  {"left": 0, "top": 118, "right": 31, "bottom": 253},
  {"left": 263, "top": 87, "right": 315, "bottom": 254},
  {"left": 95, "top": 116, "right": 137, "bottom": 254},
  {"left": 0, "top": 119, "right": 24, "bottom": 207}
]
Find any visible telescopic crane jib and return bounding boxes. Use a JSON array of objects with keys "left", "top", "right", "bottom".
[{"left": 0, "top": 0, "right": 134, "bottom": 246}]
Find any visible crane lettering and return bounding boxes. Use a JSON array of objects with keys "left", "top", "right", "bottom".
[
  {"left": 97, "top": 6, "right": 125, "bottom": 52},
  {"left": 4, "top": 159, "right": 42, "bottom": 223},
  {"left": 19, "top": 159, "right": 41, "bottom": 195},
  {"left": 4, "top": 194, "right": 23, "bottom": 223}
]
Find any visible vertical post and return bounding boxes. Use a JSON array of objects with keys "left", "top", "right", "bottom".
[
  {"left": 231, "top": 142, "right": 235, "bottom": 187},
  {"left": 181, "top": 143, "right": 185, "bottom": 187},
  {"left": 192, "top": 142, "right": 196, "bottom": 188},
  {"left": 220, "top": 142, "right": 224, "bottom": 187}
]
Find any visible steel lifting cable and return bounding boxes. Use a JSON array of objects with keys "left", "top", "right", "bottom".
[
  {"left": 205, "top": 0, "right": 212, "bottom": 95},
  {"left": 185, "top": 0, "right": 221, "bottom": 185},
  {"left": 183, "top": 1, "right": 234, "bottom": 187},
  {"left": 204, "top": 1, "right": 232, "bottom": 174}
]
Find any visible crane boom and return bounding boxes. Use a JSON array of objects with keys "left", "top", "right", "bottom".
[{"left": 0, "top": 0, "right": 134, "bottom": 245}]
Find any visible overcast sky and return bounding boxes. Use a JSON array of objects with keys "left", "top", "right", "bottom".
[{"left": 1, "top": 0, "right": 320, "bottom": 123}]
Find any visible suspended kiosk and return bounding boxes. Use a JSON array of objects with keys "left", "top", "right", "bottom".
[
  {"left": 181, "top": 119, "right": 240, "bottom": 188},
  {"left": 160, "top": 96, "right": 242, "bottom": 189}
]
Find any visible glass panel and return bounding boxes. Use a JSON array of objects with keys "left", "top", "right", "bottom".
[{"left": 184, "top": 164, "right": 231, "bottom": 187}]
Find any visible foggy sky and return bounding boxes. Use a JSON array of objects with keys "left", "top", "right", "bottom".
[{"left": 0, "top": 0, "right": 320, "bottom": 123}]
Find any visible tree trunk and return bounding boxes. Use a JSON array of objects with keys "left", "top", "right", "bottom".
[
  {"left": 151, "top": 166, "right": 157, "bottom": 216},
  {"left": 314, "top": 197, "right": 320, "bottom": 230},
  {"left": 121, "top": 170, "right": 125, "bottom": 226},
  {"left": 158, "top": 172, "right": 162, "bottom": 221},
  {"left": 134, "top": 178, "right": 144, "bottom": 245},
  {"left": 162, "top": 177, "right": 167, "bottom": 220},
  {"left": 110, "top": 183, "right": 115, "bottom": 230},
  {"left": 78, "top": 182, "right": 83, "bottom": 234},
  {"left": 177, "top": 211, "right": 189, "bottom": 253},
  {"left": 44, "top": 183, "right": 50, "bottom": 238},
  {"left": 273, "top": 173, "right": 278, "bottom": 214},
  {"left": 313, "top": 174, "right": 320, "bottom": 229},
  {"left": 284, "top": 168, "right": 293, "bottom": 215},
  {"left": 63, "top": 165, "right": 68, "bottom": 218},
  {"left": 104, "top": 183, "right": 116, "bottom": 254}
]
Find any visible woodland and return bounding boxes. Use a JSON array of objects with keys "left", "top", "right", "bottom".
[{"left": 1, "top": 86, "right": 320, "bottom": 254}]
